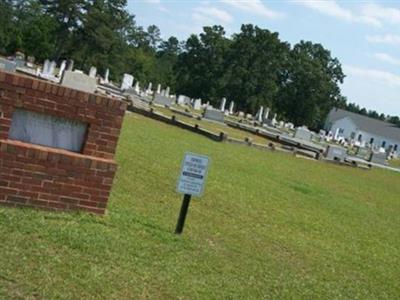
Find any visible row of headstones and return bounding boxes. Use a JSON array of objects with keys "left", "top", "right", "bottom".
[{"left": 121, "top": 73, "right": 172, "bottom": 98}]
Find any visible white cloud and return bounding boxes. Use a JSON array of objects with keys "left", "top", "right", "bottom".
[
  {"left": 193, "top": 5, "right": 233, "bottom": 24},
  {"left": 361, "top": 3, "right": 400, "bottom": 25},
  {"left": 374, "top": 53, "right": 400, "bottom": 66},
  {"left": 296, "top": 0, "right": 380, "bottom": 26},
  {"left": 221, "top": 0, "right": 284, "bottom": 19},
  {"left": 366, "top": 34, "right": 400, "bottom": 45},
  {"left": 343, "top": 65, "right": 400, "bottom": 87}
]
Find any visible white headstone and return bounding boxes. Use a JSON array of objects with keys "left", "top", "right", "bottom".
[
  {"left": 165, "top": 86, "right": 170, "bottom": 97},
  {"left": 193, "top": 99, "right": 202, "bottom": 110},
  {"left": 43, "top": 59, "right": 51, "bottom": 75},
  {"left": 134, "top": 81, "right": 140, "bottom": 94},
  {"left": 156, "top": 84, "right": 161, "bottom": 94},
  {"left": 220, "top": 97, "right": 227, "bottom": 112},
  {"left": 229, "top": 101, "right": 234, "bottom": 115},
  {"left": 271, "top": 113, "right": 277, "bottom": 126},
  {"left": 104, "top": 68, "right": 109, "bottom": 83},
  {"left": 49, "top": 61, "right": 56, "bottom": 76},
  {"left": 264, "top": 107, "right": 270, "bottom": 122},
  {"left": 89, "top": 66, "right": 97, "bottom": 78},
  {"left": 121, "top": 74, "right": 134, "bottom": 90},
  {"left": 257, "top": 106, "right": 264, "bottom": 123},
  {"left": 58, "top": 60, "right": 67, "bottom": 78},
  {"left": 147, "top": 82, "right": 152, "bottom": 91}
]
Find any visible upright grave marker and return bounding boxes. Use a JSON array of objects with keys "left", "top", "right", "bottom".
[{"left": 175, "top": 153, "right": 210, "bottom": 234}]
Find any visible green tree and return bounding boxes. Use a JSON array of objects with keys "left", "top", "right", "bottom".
[
  {"left": 276, "top": 41, "right": 345, "bottom": 128},
  {"left": 176, "top": 25, "right": 230, "bottom": 105},
  {"left": 224, "top": 24, "right": 290, "bottom": 113}
]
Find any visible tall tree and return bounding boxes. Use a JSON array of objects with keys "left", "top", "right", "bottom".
[
  {"left": 276, "top": 41, "right": 345, "bottom": 128},
  {"left": 224, "top": 24, "right": 290, "bottom": 113},
  {"left": 176, "top": 25, "right": 230, "bottom": 105}
]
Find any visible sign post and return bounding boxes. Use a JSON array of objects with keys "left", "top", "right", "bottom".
[{"left": 175, "top": 153, "right": 210, "bottom": 234}]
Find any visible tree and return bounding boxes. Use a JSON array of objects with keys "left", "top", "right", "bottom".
[
  {"left": 224, "top": 24, "right": 290, "bottom": 113},
  {"left": 276, "top": 41, "right": 345, "bottom": 128},
  {"left": 176, "top": 25, "right": 230, "bottom": 105}
]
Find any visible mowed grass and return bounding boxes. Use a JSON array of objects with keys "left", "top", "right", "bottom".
[{"left": 1, "top": 112, "right": 400, "bottom": 299}]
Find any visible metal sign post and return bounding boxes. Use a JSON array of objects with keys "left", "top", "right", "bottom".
[{"left": 175, "top": 153, "right": 210, "bottom": 234}]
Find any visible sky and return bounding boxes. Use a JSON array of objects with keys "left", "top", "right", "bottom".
[{"left": 129, "top": 0, "right": 400, "bottom": 116}]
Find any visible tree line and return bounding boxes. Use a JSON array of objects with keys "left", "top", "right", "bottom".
[{"left": 1, "top": 0, "right": 398, "bottom": 129}]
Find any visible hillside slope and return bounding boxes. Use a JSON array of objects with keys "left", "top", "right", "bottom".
[{"left": 1, "top": 112, "right": 399, "bottom": 299}]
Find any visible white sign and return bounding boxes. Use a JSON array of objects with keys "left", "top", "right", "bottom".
[{"left": 177, "top": 153, "right": 210, "bottom": 197}]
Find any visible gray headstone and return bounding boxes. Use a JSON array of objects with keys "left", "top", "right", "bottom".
[
  {"left": 165, "top": 86, "right": 170, "bottom": 97},
  {"left": 264, "top": 107, "right": 270, "bottom": 121},
  {"left": 294, "top": 127, "right": 312, "bottom": 141},
  {"left": 153, "top": 94, "right": 172, "bottom": 107},
  {"left": 0, "top": 58, "right": 17, "bottom": 73},
  {"left": 370, "top": 152, "right": 387, "bottom": 165},
  {"left": 61, "top": 70, "right": 97, "bottom": 94},
  {"left": 325, "top": 145, "right": 347, "bottom": 162},
  {"left": 204, "top": 108, "right": 225, "bottom": 123}
]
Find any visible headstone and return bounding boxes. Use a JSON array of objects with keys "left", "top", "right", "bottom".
[
  {"left": 204, "top": 108, "right": 224, "bottom": 122},
  {"left": 42, "top": 59, "right": 51, "bottom": 75},
  {"left": 165, "top": 86, "right": 170, "bottom": 97},
  {"left": 147, "top": 82, "right": 153, "bottom": 92},
  {"left": 271, "top": 113, "right": 277, "bottom": 126},
  {"left": 66, "top": 59, "right": 74, "bottom": 71},
  {"left": 256, "top": 106, "right": 264, "bottom": 123},
  {"left": 246, "top": 114, "right": 253, "bottom": 120},
  {"left": 220, "top": 97, "right": 227, "bottom": 112},
  {"left": 238, "top": 111, "right": 245, "bottom": 118},
  {"left": 325, "top": 145, "right": 346, "bottom": 162},
  {"left": 193, "top": 99, "right": 202, "bottom": 110},
  {"left": 104, "top": 68, "right": 109, "bottom": 83},
  {"left": 61, "top": 70, "right": 97, "bottom": 94},
  {"left": 229, "top": 101, "right": 234, "bottom": 115},
  {"left": 264, "top": 107, "right": 270, "bottom": 122},
  {"left": 177, "top": 95, "right": 190, "bottom": 105},
  {"left": 121, "top": 74, "right": 134, "bottom": 90},
  {"left": 58, "top": 60, "right": 67, "bottom": 78},
  {"left": 294, "top": 127, "right": 312, "bottom": 141},
  {"left": 278, "top": 121, "right": 285, "bottom": 128},
  {"left": 370, "top": 152, "right": 387, "bottom": 165},
  {"left": 0, "top": 58, "right": 17, "bottom": 73},
  {"left": 49, "top": 61, "right": 56, "bottom": 76},
  {"left": 153, "top": 94, "right": 172, "bottom": 107},
  {"left": 156, "top": 84, "right": 161, "bottom": 94},
  {"left": 134, "top": 81, "right": 140, "bottom": 94},
  {"left": 89, "top": 66, "right": 97, "bottom": 78}
]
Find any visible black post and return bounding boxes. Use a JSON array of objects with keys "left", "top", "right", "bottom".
[{"left": 175, "top": 194, "right": 192, "bottom": 234}]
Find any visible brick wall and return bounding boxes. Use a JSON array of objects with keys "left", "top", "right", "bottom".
[{"left": 0, "top": 70, "right": 127, "bottom": 214}]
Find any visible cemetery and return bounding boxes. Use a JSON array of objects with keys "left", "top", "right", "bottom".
[{"left": 0, "top": 56, "right": 400, "bottom": 299}]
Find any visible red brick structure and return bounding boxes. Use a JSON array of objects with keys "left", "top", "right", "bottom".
[{"left": 0, "top": 70, "right": 127, "bottom": 214}]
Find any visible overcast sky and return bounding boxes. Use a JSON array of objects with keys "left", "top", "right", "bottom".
[{"left": 129, "top": 0, "right": 400, "bottom": 116}]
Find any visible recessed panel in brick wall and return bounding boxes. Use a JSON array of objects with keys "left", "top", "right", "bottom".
[
  {"left": 9, "top": 109, "right": 88, "bottom": 153},
  {"left": 0, "top": 70, "right": 127, "bottom": 214}
]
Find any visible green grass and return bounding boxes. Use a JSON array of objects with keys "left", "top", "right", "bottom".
[
  {"left": 389, "top": 158, "right": 400, "bottom": 168},
  {"left": 154, "top": 105, "right": 276, "bottom": 145},
  {"left": 1, "top": 112, "right": 399, "bottom": 299}
]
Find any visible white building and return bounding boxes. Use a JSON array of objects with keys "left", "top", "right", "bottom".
[{"left": 325, "top": 108, "right": 400, "bottom": 153}]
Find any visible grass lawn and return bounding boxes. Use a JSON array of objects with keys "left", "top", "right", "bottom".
[
  {"left": 1, "top": 112, "right": 399, "bottom": 299},
  {"left": 389, "top": 158, "right": 400, "bottom": 169},
  {"left": 154, "top": 105, "right": 275, "bottom": 145}
]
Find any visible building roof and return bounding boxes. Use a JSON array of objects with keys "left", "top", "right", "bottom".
[{"left": 327, "top": 108, "right": 400, "bottom": 142}]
